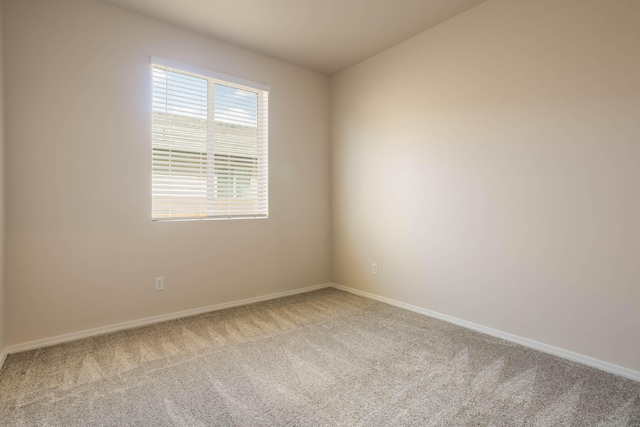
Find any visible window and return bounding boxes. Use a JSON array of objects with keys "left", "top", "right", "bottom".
[{"left": 151, "top": 57, "right": 269, "bottom": 220}]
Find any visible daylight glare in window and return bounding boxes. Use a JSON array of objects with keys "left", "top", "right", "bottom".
[{"left": 151, "top": 59, "right": 269, "bottom": 220}]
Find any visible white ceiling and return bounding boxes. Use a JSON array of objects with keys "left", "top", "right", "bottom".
[{"left": 98, "top": 0, "right": 486, "bottom": 75}]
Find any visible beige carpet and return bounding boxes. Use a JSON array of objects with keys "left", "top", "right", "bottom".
[{"left": 0, "top": 288, "right": 638, "bottom": 426}]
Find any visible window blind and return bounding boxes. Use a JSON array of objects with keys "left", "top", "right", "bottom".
[{"left": 151, "top": 58, "right": 269, "bottom": 221}]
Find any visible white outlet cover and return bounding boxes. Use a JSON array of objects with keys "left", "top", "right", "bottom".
[{"left": 155, "top": 276, "right": 165, "bottom": 290}]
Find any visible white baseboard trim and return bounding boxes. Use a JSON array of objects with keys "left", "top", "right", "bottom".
[
  {"left": 331, "top": 283, "right": 640, "bottom": 383},
  {"left": 0, "top": 349, "right": 7, "bottom": 371},
  {"left": 4, "top": 283, "right": 332, "bottom": 355}
]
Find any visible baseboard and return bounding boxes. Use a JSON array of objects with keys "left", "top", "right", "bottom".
[
  {"left": 331, "top": 283, "right": 640, "bottom": 383},
  {"left": 4, "top": 283, "right": 332, "bottom": 355},
  {"left": 0, "top": 349, "right": 7, "bottom": 371},
  {"left": 6, "top": 282, "right": 638, "bottom": 383}
]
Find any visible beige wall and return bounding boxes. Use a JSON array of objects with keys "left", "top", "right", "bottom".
[
  {"left": 4, "top": 0, "right": 331, "bottom": 345},
  {"left": 3, "top": 0, "right": 639, "bottom": 376},
  {"left": 0, "top": 0, "right": 5, "bottom": 354},
  {"left": 331, "top": 0, "right": 640, "bottom": 371}
]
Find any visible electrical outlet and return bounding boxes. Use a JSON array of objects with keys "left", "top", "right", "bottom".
[
  {"left": 155, "top": 276, "right": 165, "bottom": 291},
  {"left": 371, "top": 263, "right": 378, "bottom": 275}
]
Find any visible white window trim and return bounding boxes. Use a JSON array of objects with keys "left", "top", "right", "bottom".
[{"left": 151, "top": 57, "right": 270, "bottom": 222}]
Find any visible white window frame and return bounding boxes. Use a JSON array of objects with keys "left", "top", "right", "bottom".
[{"left": 151, "top": 57, "right": 270, "bottom": 221}]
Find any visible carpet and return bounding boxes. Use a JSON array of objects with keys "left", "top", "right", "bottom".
[{"left": 0, "top": 288, "right": 638, "bottom": 426}]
